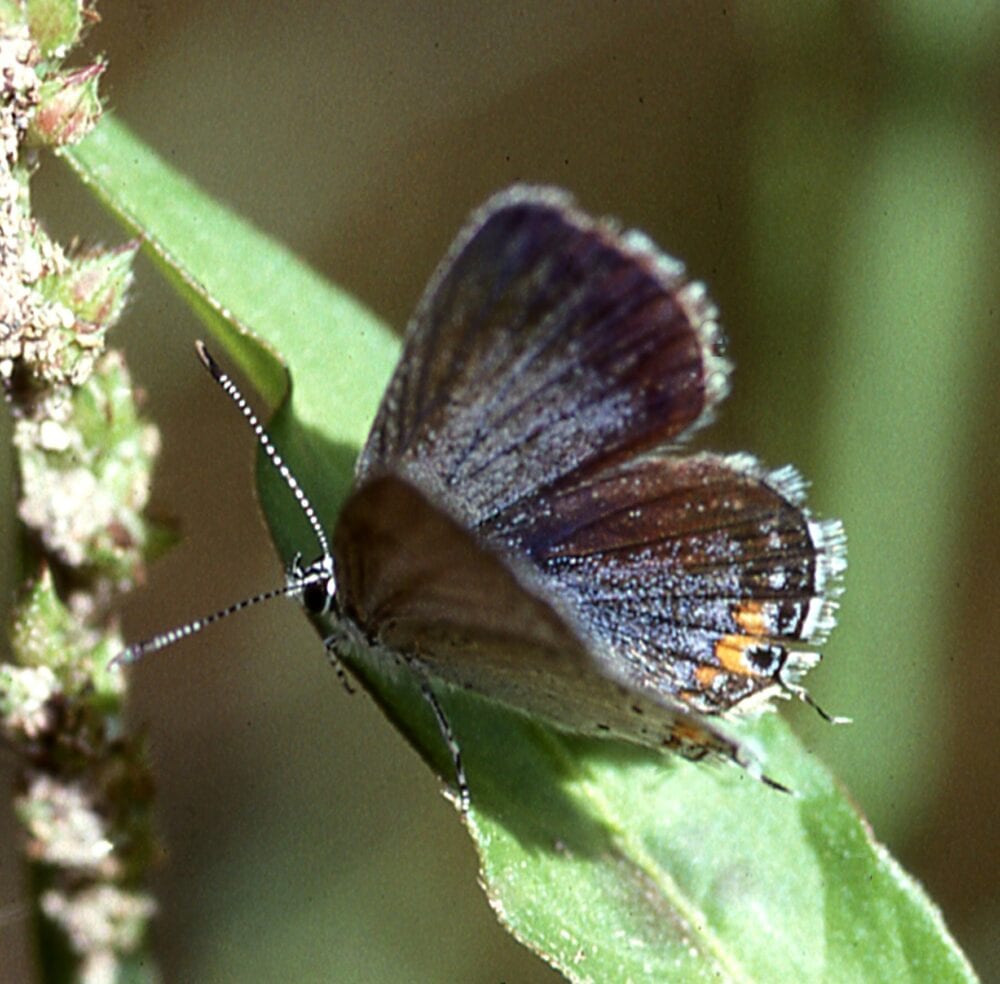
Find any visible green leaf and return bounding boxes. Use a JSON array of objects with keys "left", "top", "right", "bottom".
[
  {"left": 62, "top": 115, "right": 977, "bottom": 983},
  {"left": 61, "top": 114, "right": 399, "bottom": 524}
]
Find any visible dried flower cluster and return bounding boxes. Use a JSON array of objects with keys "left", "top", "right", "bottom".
[{"left": 1, "top": 4, "right": 160, "bottom": 981}]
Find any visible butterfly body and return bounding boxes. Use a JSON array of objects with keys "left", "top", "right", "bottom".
[
  {"left": 311, "top": 186, "right": 845, "bottom": 784},
  {"left": 123, "top": 185, "right": 845, "bottom": 794}
]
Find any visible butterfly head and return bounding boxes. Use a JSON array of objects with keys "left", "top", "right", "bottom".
[{"left": 288, "top": 552, "right": 337, "bottom": 616}]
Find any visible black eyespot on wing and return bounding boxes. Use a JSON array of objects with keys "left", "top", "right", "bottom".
[{"left": 745, "top": 644, "right": 786, "bottom": 676}]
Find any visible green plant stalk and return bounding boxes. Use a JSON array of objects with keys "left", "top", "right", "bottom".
[{"left": 0, "top": 6, "right": 159, "bottom": 981}]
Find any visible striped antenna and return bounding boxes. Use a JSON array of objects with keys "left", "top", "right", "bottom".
[
  {"left": 194, "top": 341, "right": 330, "bottom": 560},
  {"left": 114, "top": 584, "right": 301, "bottom": 666},
  {"left": 114, "top": 342, "right": 335, "bottom": 667}
]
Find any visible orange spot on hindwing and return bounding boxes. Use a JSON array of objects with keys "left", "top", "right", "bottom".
[{"left": 733, "top": 599, "right": 769, "bottom": 635}]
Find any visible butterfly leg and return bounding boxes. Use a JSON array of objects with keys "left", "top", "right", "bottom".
[
  {"left": 323, "top": 639, "right": 357, "bottom": 695},
  {"left": 331, "top": 658, "right": 357, "bottom": 696},
  {"left": 420, "top": 683, "right": 471, "bottom": 814}
]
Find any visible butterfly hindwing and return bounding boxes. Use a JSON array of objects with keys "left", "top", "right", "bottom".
[{"left": 477, "top": 452, "right": 846, "bottom": 716}]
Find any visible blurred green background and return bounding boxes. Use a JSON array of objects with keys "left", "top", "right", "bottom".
[{"left": 2, "top": 3, "right": 998, "bottom": 981}]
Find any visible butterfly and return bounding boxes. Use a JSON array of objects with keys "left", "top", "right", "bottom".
[{"left": 121, "top": 186, "right": 846, "bottom": 802}]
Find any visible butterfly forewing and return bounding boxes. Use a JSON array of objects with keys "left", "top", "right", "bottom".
[
  {"left": 357, "top": 186, "right": 730, "bottom": 528},
  {"left": 332, "top": 473, "right": 751, "bottom": 765}
]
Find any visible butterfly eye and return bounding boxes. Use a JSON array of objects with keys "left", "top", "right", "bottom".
[{"left": 301, "top": 577, "right": 334, "bottom": 614}]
